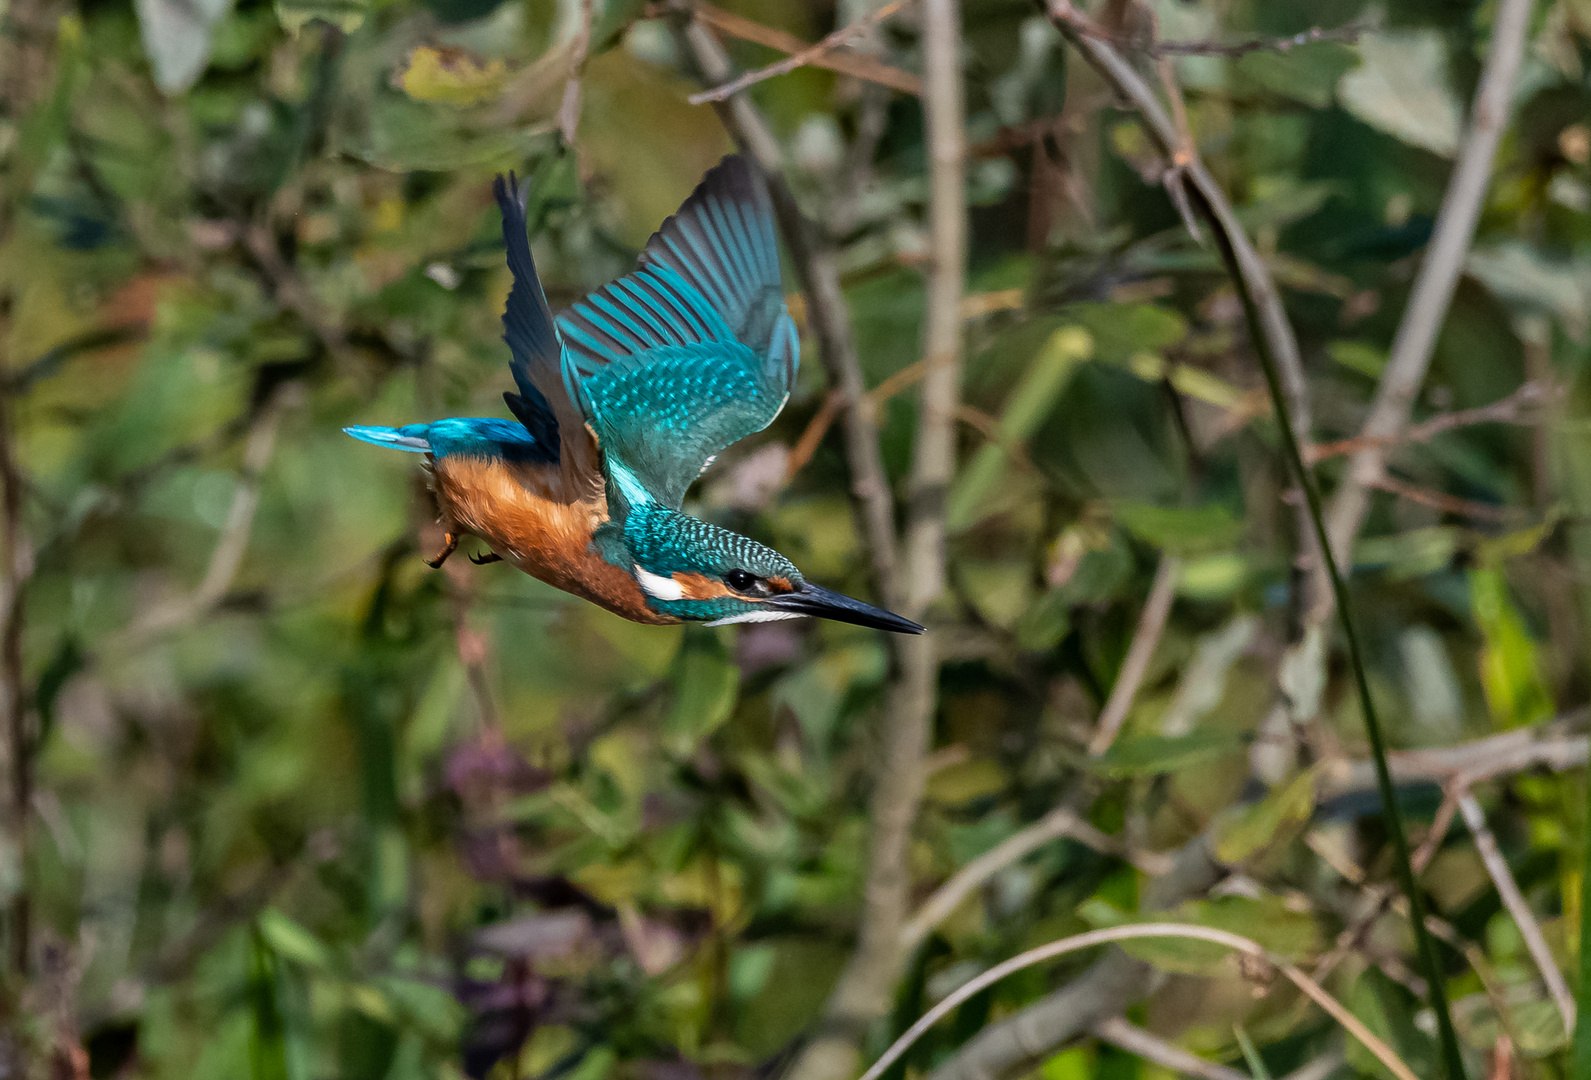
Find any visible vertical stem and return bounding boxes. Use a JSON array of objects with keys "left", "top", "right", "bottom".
[
  {"left": 1205, "top": 205, "right": 1467, "bottom": 1080},
  {"left": 781, "top": 3, "right": 964, "bottom": 1079},
  {"left": 0, "top": 383, "right": 27, "bottom": 980}
]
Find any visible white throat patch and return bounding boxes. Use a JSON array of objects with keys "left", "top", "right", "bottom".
[{"left": 634, "top": 566, "right": 685, "bottom": 601}]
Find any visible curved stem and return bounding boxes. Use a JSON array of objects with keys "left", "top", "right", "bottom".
[{"left": 859, "top": 922, "right": 1419, "bottom": 1080}]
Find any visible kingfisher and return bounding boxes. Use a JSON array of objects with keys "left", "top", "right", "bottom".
[{"left": 345, "top": 156, "right": 923, "bottom": 634}]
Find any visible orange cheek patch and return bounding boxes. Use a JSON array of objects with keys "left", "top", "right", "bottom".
[
  {"left": 674, "top": 572, "right": 734, "bottom": 601},
  {"left": 766, "top": 576, "right": 795, "bottom": 594}
]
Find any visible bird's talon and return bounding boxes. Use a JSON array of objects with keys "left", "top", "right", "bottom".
[
  {"left": 470, "top": 551, "right": 502, "bottom": 565},
  {"left": 425, "top": 532, "right": 459, "bottom": 569}
]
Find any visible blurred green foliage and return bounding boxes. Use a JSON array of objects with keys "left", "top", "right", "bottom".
[{"left": 2, "top": 0, "right": 1591, "bottom": 1077}]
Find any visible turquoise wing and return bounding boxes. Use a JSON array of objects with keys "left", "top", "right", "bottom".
[{"left": 555, "top": 156, "right": 799, "bottom": 513}]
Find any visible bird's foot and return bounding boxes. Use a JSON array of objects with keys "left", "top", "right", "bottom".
[
  {"left": 424, "top": 532, "right": 459, "bottom": 569},
  {"left": 470, "top": 551, "right": 502, "bottom": 566}
]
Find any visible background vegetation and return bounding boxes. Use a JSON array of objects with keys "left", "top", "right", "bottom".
[{"left": 0, "top": 0, "right": 1588, "bottom": 1077}]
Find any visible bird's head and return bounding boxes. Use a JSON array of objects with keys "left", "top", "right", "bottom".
[{"left": 620, "top": 509, "right": 923, "bottom": 634}]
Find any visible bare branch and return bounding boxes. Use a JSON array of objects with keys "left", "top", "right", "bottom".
[
  {"left": 556, "top": 0, "right": 596, "bottom": 146},
  {"left": 1306, "top": 381, "right": 1557, "bottom": 464},
  {"left": 1321, "top": 713, "right": 1589, "bottom": 796},
  {"left": 1091, "top": 1018, "right": 1249, "bottom": 1080},
  {"left": 1366, "top": 474, "right": 1518, "bottom": 523},
  {"left": 688, "top": 0, "right": 920, "bottom": 104},
  {"left": 1319, "top": 0, "right": 1537, "bottom": 617},
  {"left": 1088, "top": 553, "right": 1181, "bottom": 756},
  {"left": 1457, "top": 791, "right": 1576, "bottom": 1031},
  {"left": 110, "top": 386, "right": 297, "bottom": 647},
  {"left": 782, "top": 5, "right": 964, "bottom": 1078}
]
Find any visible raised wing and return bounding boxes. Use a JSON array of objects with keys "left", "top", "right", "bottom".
[
  {"left": 555, "top": 156, "right": 799, "bottom": 514},
  {"left": 493, "top": 173, "right": 576, "bottom": 463}
]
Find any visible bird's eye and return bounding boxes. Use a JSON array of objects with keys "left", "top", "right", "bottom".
[{"left": 725, "top": 569, "right": 758, "bottom": 593}]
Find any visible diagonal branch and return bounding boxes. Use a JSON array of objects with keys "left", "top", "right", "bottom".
[
  {"left": 1457, "top": 791, "right": 1576, "bottom": 1031},
  {"left": 688, "top": 0, "right": 921, "bottom": 103},
  {"left": 109, "top": 386, "right": 297, "bottom": 650},
  {"left": 1318, "top": 0, "right": 1537, "bottom": 617},
  {"left": 676, "top": 8, "right": 900, "bottom": 599},
  {"left": 1087, "top": 553, "right": 1181, "bottom": 755}
]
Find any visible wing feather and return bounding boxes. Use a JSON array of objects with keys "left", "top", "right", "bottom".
[{"left": 553, "top": 155, "right": 800, "bottom": 516}]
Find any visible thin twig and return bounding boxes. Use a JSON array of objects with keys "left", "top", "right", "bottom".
[
  {"left": 110, "top": 387, "right": 296, "bottom": 648},
  {"left": 689, "top": 0, "right": 918, "bottom": 104},
  {"left": 1064, "top": 13, "right": 1368, "bottom": 58},
  {"left": 861, "top": 923, "right": 1420, "bottom": 1080},
  {"left": 688, "top": 2, "right": 921, "bottom": 98},
  {"left": 1087, "top": 553, "right": 1182, "bottom": 756},
  {"left": 901, "top": 807, "right": 1170, "bottom": 951},
  {"left": 556, "top": 0, "right": 595, "bottom": 146},
  {"left": 1319, "top": 0, "right": 1537, "bottom": 614},
  {"left": 1306, "top": 381, "right": 1556, "bottom": 464},
  {"left": 1457, "top": 791, "right": 1576, "bottom": 1031},
  {"left": 1365, "top": 474, "right": 1517, "bottom": 523},
  {"left": 1091, "top": 1018, "right": 1249, "bottom": 1080}
]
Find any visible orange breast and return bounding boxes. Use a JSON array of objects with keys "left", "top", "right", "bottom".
[{"left": 430, "top": 455, "right": 674, "bottom": 625}]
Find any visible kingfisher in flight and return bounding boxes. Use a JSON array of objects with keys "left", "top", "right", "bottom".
[{"left": 345, "top": 156, "right": 923, "bottom": 634}]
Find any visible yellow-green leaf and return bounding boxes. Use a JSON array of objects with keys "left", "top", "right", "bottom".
[
  {"left": 1213, "top": 767, "right": 1317, "bottom": 865},
  {"left": 399, "top": 45, "right": 508, "bottom": 106}
]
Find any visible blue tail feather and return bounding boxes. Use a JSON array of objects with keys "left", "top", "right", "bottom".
[
  {"left": 345, "top": 418, "right": 555, "bottom": 464},
  {"left": 344, "top": 425, "right": 431, "bottom": 452}
]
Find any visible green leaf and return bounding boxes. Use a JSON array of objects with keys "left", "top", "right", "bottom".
[
  {"left": 663, "top": 633, "right": 740, "bottom": 754},
  {"left": 257, "top": 909, "right": 331, "bottom": 969},
  {"left": 1470, "top": 567, "right": 1554, "bottom": 729},
  {"left": 1237, "top": 42, "right": 1357, "bottom": 108},
  {"left": 1212, "top": 766, "right": 1317, "bottom": 865},
  {"left": 947, "top": 325, "right": 1092, "bottom": 530},
  {"left": 1328, "top": 341, "right": 1389, "bottom": 379},
  {"left": 398, "top": 46, "right": 508, "bottom": 107},
  {"left": 1112, "top": 502, "right": 1244, "bottom": 556},
  {"left": 1338, "top": 31, "right": 1461, "bottom": 156},
  {"left": 1093, "top": 730, "right": 1245, "bottom": 778},
  {"left": 273, "top": 0, "right": 365, "bottom": 33}
]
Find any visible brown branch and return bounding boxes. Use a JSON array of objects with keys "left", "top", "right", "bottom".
[
  {"left": 1046, "top": 0, "right": 1320, "bottom": 611},
  {"left": 1087, "top": 553, "right": 1181, "bottom": 755},
  {"left": 1318, "top": 0, "right": 1537, "bottom": 621},
  {"left": 1364, "top": 474, "right": 1517, "bottom": 523},
  {"left": 1306, "top": 381, "right": 1556, "bottom": 464},
  {"left": 1457, "top": 791, "right": 1576, "bottom": 1030},
  {"left": 688, "top": 0, "right": 921, "bottom": 103}
]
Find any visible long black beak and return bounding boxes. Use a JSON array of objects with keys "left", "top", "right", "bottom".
[{"left": 766, "top": 583, "right": 925, "bottom": 634}]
